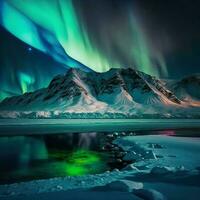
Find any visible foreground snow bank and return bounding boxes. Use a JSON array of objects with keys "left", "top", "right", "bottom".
[{"left": 92, "top": 180, "right": 143, "bottom": 192}]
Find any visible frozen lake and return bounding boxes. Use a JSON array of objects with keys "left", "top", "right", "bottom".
[{"left": 0, "top": 119, "right": 200, "bottom": 136}]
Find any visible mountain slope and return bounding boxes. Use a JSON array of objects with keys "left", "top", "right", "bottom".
[{"left": 169, "top": 74, "right": 200, "bottom": 102}]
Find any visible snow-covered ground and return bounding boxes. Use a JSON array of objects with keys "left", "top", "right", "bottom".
[{"left": 0, "top": 134, "right": 200, "bottom": 200}]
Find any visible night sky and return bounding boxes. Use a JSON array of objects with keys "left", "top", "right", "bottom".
[{"left": 0, "top": 0, "right": 200, "bottom": 100}]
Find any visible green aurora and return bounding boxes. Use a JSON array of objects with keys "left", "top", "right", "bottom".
[{"left": 2, "top": 0, "right": 167, "bottom": 74}]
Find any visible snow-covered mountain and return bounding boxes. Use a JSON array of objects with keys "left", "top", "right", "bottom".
[
  {"left": 168, "top": 74, "right": 200, "bottom": 104},
  {"left": 0, "top": 68, "right": 199, "bottom": 118}
]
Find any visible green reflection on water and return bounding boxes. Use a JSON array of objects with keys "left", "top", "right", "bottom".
[
  {"left": 0, "top": 136, "right": 109, "bottom": 184},
  {"left": 65, "top": 149, "right": 105, "bottom": 176}
]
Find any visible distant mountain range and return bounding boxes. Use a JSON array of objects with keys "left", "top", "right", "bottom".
[{"left": 0, "top": 68, "right": 199, "bottom": 118}]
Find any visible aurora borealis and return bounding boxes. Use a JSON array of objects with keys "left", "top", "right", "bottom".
[{"left": 0, "top": 0, "right": 200, "bottom": 100}]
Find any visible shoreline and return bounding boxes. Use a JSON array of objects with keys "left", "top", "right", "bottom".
[{"left": 0, "top": 119, "right": 200, "bottom": 136}]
